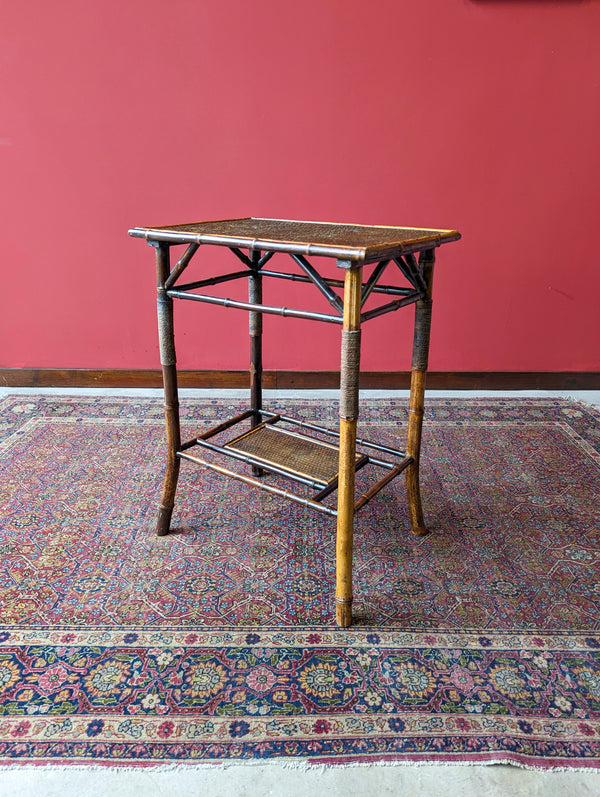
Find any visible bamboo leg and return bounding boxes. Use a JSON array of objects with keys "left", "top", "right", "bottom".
[
  {"left": 249, "top": 250, "right": 264, "bottom": 476},
  {"left": 406, "top": 248, "right": 435, "bottom": 537},
  {"left": 154, "top": 242, "right": 181, "bottom": 536},
  {"left": 335, "top": 264, "right": 362, "bottom": 627}
]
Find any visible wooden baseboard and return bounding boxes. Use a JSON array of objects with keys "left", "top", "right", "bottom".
[{"left": 1, "top": 368, "right": 599, "bottom": 390}]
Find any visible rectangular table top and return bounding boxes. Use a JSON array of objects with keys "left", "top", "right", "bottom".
[{"left": 129, "top": 217, "right": 460, "bottom": 264}]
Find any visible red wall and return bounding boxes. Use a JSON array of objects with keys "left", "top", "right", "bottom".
[{"left": 2, "top": 0, "right": 599, "bottom": 373}]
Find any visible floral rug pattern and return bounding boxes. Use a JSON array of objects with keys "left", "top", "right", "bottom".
[{"left": 0, "top": 395, "right": 599, "bottom": 767}]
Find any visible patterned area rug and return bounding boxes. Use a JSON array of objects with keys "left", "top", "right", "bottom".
[{"left": 1, "top": 394, "right": 600, "bottom": 768}]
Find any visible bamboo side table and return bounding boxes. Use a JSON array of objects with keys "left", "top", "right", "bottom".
[{"left": 129, "top": 218, "right": 460, "bottom": 627}]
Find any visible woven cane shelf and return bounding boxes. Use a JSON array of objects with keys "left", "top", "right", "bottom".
[
  {"left": 176, "top": 411, "right": 411, "bottom": 517},
  {"left": 225, "top": 424, "right": 360, "bottom": 485}
]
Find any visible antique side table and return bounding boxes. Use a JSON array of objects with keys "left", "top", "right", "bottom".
[{"left": 129, "top": 218, "right": 461, "bottom": 627}]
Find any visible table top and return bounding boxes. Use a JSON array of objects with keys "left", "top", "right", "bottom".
[{"left": 129, "top": 217, "right": 460, "bottom": 264}]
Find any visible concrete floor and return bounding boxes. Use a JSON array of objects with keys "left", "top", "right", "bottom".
[{"left": 1, "top": 388, "right": 599, "bottom": 796}]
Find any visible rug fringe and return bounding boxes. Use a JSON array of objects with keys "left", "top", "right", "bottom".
[{"left": 1, "top": 758, "right": 600, "bottom": 773}]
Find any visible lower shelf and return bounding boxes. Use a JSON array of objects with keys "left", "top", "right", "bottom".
[{"left": 177, "top": 410, "right": 412, "bottom": 516}]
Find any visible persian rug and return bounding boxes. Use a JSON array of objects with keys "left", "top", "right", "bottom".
[{"left": 0, "top": 394, "right": 600, "bottom": 769}]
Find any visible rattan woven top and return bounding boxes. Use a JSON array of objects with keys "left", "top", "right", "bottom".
[{"left": 129, "top": 217, "right": 460, "bottom": 264}]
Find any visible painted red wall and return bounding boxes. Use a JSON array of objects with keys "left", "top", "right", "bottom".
[{"left": 2, "top": 0, "right": 599, "bottom": 373}]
